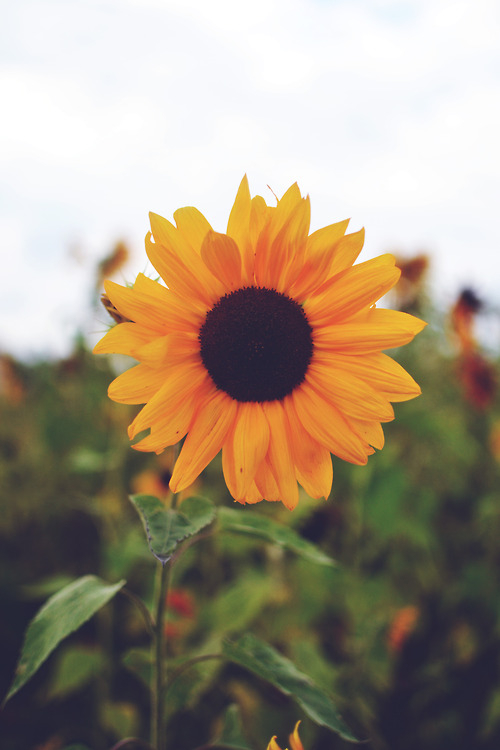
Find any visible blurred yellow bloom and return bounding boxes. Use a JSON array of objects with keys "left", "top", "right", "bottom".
[
  {"left": 95, "top": 177, "right": 425, "bottom": 509},
  {"left": 267, "top": 721, "right": 304, "bottom": 750}
]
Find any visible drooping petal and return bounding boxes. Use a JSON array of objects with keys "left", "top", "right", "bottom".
[
  {"left": 262, "top": 401, "right": 299, "bottom": 509},
  {"left": 222, "top": 402, "right": 270, "bottom": 500},
  {"left": 254, "top": 458, "right": 282, "bottom": 503},
  {"left": 284, "top": 396, "right": 333, "bottom": 499},
  {"left": 170, "top": 390, "right": 238, "bottom": 492}
]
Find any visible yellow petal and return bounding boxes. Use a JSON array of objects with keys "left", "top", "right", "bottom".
[
  {"left": 289, "top": 222, "right": 349, "bottom": 302},
  {"left": 306, "top": 220, "right": 350, "bottom": 255},
  {"left": 145, "top": 232, "right": 221, "bottom": 310},
  {"left": 289, "top": 721, "right": 304, "bottom": 750},
  {"left": 132, "top": 379, "right": 213, "bottom": 454},
  {"left": 255, "top": 197, "right": 310, "bottom": 290},
  {"left": 348, "top": 417, "right": 385, "bottom": 450},
  {"left": 223, "top": 402, "right": 270, "bottom": 500},
  {"left": 292, "top": 382, "right": 369, "bottom": 465},
  {"left": 305, "top": 255, "right": 400, "bottom": 326},
  {"left": 104, "top": 279, "right": 198, "bottom": 334},
  {"left": 306, "top": 363, "right": 394, "bottom": 422},
  {"left": 313, "top": 308, "right": 427, "bottom": 354},
  {"left": 328, "top": 227, "right": 365, "bottom": 276},
  {"left": 262, "top": 401, "right": 299, "bottom": 510},
  {"left": 285, "top": 396, "right": 333, "bottom": 499},
  {"left": 108, "top": 363, "right": 167, "bottom": 404},
  {"left": 133, "top": 331, "right": 200, "bottom": 369},
  {"left": 93, "top": 322, "right": 152, "bottom": 356},
  {"left": 173, "top": 206, "right": 212, "bottom": 251},
  {"left": 201, "top": 231, "right": 242, "bottom": 290},
  {"left": 170, "top": 391, "right": 238, "bottom": 492},
  {"left": 254, "top": 459, "right": 281, "bottom": 502},
  {"left": 128, "top": 362, "right": 209, "bottom": 438},
  {"left": 227, "top": 175, "right": 254, "bottom": 283},
  {"left": 267, "top": 738, "right": 283, "bottom": 750}
]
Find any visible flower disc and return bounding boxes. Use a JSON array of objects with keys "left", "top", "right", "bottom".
[{"left": 199, "top": 286, "right": 313, "bottom": 402}]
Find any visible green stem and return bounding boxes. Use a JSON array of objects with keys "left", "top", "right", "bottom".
[{"left": 151, "top": 487, "right": 179, "bottom": 750}]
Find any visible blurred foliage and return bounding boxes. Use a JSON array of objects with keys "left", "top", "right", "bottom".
[{"left": 1, "top": 277, "right": 500, "bottom": 750}]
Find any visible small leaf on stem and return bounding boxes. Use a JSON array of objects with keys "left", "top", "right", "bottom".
[{"left": 130, "top": 494, "right": 216, "bottom": 563}]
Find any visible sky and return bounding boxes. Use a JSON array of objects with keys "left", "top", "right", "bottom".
[{"left": 1, "top": 0, "right": 500, "bottom": 359}]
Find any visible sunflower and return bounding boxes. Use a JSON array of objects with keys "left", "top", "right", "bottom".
[
  {"left": 267, "top": 721, "right": 304, "bottom": 750},
  {"left": 94, "top": 177, "right": 425, "bottom": 509}
]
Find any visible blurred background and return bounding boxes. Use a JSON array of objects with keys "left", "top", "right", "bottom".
[{"left": 1, "top": 1, "right": 500, "bottom": 749}]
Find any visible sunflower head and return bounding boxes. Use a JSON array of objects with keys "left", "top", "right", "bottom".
[{"left": 94, "top": 177, "right": 425, "bottom": 509}]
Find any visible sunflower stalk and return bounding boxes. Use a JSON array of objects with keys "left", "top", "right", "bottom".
[{"left": 150, "top": 492, "right": 179, "bottom": 750}]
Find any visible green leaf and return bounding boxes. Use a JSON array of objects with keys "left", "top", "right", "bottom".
[
  {"left": 218, "top": 507, "right": 336, "bottom": 567},
  {"left": 222, "top": 634, "right": 359, "bottom": 742},
  {"left": 5, "top": 575, "right": 125, "bottom": 703},
  {"left": 130, "top": 494, "right": 216, "bottom": 563},
  {"left": 214, "top": 703, "right": 252, "bottom": 749}
]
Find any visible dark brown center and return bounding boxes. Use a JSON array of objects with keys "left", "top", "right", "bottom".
[{"left": 199, "top": 286, "right": 313, "bottom": 402}]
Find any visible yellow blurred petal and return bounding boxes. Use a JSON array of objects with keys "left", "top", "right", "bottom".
[
  {"left": 201, "top": 231, "right": 242, "bottom": 290},
  {"left": 170, "top": 391, "right": 238, "bottom": 492},
  {"left": 289, "top": 721, "right": 304, "bottom": 750}
]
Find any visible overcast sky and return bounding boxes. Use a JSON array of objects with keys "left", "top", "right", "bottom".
[{"left": 1, "top": 0, "right": 499, "bottom": 359}]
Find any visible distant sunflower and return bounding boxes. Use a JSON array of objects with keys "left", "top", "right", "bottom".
[{"left": 94, "top": 177, "right": 425, "bottom": 509}]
